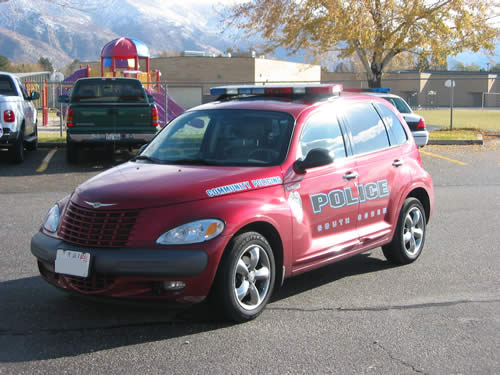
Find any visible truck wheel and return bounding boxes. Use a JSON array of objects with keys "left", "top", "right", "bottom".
[
  {"left": 10, "top": 130, "right": 25, "bottom": 163},
  {"left": 382, "top": 197, "right": 426, "bottom": 265},
  {"left": 66, "top": 142, "right": 78, "bottom": 164},
  {"left": 212, "top": 231, "right": 275, "bottom": 322}
]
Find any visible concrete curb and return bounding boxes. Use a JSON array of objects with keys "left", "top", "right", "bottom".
[
  {"left": 427, "top": 134, "right": 483, "bottom": 146},
  {"left": 39, "top": 142, "right": 66, "bottom": 148}
]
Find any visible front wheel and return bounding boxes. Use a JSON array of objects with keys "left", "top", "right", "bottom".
[
  {"left": 212, "top": 232, "right": 275, "bottom": 322},
  {"left": 26, "top": 124, "right": 38, "bottom": 151},
  {"left": 382, "top": 197, "right": 426, "bottom": 265}
]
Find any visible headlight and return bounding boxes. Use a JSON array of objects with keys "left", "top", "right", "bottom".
[
  {"left": 43, "top": 204, "right": 60, "bottom": 233},
  {"left": 156, "top": 219, "right": 225, "bottom": 245}
]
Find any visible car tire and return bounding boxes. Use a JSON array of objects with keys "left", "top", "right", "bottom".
[
  {"left": 10, "top": 129, "right": 25, "bottom": 163},
  {"left": 66, "top": 141, "right": 78, "bottom": 164},
  {"left": 212, "top": 231, "right": 275, "bottom": 322},
  {"left": 26, "top": 124, "right": 38, "bottom": 151},
  {"left": 382, "top": 197, "right": 426, "bottom": 265}
]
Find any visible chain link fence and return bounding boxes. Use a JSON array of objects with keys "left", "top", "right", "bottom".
[{"left": 33, "top": 76, "right": 500, "bottom": 132}]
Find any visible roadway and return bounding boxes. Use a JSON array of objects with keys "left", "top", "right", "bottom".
[{"left": 0, "top": 143, "right": 499, "bottom": 374}]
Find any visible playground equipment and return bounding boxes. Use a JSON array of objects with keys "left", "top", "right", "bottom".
[{"left": 46, "top": 37, "right": 184, "bottom": 127}]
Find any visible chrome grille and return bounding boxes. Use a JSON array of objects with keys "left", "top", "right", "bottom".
[{"left": 60, "top": 202, "right": 139, "bottom": 247}]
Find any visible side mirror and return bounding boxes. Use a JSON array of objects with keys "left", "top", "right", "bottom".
[
  {"left": 295, "top": 148, "right": 333, "bottom": 173},
  {"left": 147, "top": 94, "right": 154, "bottom": 103},
  {"left": 58, "top": 95, "right": 70, "bottom": 103},
  {"left": 30, "top": 91, "right": 40, "bottom": 101}
]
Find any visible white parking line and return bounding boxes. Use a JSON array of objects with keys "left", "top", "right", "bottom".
[{"left": 36, "top": 148, "right": 57, "bottom": 173}]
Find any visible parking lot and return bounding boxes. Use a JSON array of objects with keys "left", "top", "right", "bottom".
[{"left": 0, "top": 142, "right": 499, "bottom": 374}]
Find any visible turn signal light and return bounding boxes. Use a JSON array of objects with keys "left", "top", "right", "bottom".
[
  {"left": 152, "top": 105, "right": 159, "bottom": 127},
  {"left": 3, "top": 110, "right": 15, "bottom": 123},
  {"left": 66, "top": 108, "right": 74, "bottom": 127},
  {"left": 417, "top": 118, "right": 426, "bottom": 129}
]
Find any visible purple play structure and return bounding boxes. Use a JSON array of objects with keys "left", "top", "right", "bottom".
[{"left": 60, "top": 38, "right": 185, "bottom": 125}]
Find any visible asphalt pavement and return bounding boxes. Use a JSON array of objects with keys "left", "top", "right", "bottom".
[{"left": 0, "top": 143, "right": 499, "bottom": 374}]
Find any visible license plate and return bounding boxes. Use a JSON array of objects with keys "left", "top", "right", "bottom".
[
  {"left": 55, "top": 250, "right": 91, "bottom": 277},
  {"left": 105, "top": 133, "right": 120, "bottom": 140}
]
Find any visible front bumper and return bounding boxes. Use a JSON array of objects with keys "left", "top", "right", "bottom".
[
  {"left": 31, "top": 231, "right": 208, "bottom": 277},
  {"left": 31, "top": 231, "right": 212, "bottom": 301}
]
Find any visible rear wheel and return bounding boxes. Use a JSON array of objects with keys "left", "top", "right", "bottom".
[
  {"left": 10, "top": 130, "right": 24, "bottom": 163},
  {"left": 382, "top": 197, "right": 426, "bottom": 264},
  {"left": 66, "top": 141, "right": 78, "bottom": 164},
  {"left": 212, "top": 232, "right": 275, "bottom": 322}
]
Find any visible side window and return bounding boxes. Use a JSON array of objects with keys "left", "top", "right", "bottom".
[
  {"left": 299, "top": 110, "right": 346, "bottom": 161},
  {"left": 166, "top": 115, "right": 209, "bottom": 156},
  {"left": 16, "top": 79, "right": 29, "bottom": 99},
  {"left": 344, "top": 103, "right": 390, "bottom": 155},
  {"left": 375, "top": 103, "right": 408, "bottom": 146}
]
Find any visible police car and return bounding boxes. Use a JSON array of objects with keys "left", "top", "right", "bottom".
[
  {"left": 345, "top": 88, "right": 429, "bottom": 147},
  {"left": 31, "top": 84, "right": 434, "bottom": 322}
]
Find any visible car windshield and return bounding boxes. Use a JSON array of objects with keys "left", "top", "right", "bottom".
[
  {"left": 382, "top": 96, "right": 412, "bottom": 114},
  {"left": 72, "top": 80, "right": 147, "bottom": 103},
  {"left": 138, "top": 109, "right": 295, "bottom": 166}
]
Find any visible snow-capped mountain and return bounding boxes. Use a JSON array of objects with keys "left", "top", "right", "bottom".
[
  {"left": 0, "top": 0, "right": 237, "bottom": 68},
  {"left": 0, "top": 0, "right": 496, "bottom": 70}
]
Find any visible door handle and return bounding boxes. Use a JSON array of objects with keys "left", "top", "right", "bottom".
[
  {"left": 343, "top": 171, "right": 359, "bottom": 181},
  {"left": 392, "top": 159, "right": 403, "bottom": 167}
]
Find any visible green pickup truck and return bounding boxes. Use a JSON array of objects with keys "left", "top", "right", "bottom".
[{"left": 59, "top": 77, "right": 159, "bottom": 163}]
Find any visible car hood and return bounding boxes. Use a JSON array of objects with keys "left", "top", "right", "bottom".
[{"left": 72, "top": 161, "right": 284, "bottom": 210}]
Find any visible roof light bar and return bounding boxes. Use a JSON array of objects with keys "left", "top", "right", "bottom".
[
  {"left": 344, "top": 88, "right": 392, "bottom": 93},
  {"left": 210, "top": 84, "right": 343, "bottom": 97}
]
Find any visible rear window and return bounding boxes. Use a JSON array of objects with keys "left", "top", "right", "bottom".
[
  {"left": 382, "top": 96, "right": 412, "bottom": 114},
  {"left": 72, "top": 80, "right": 147, "bottom": 103},
  {"left": 0, "top": 76, "right": 17, "bottom": 96}
]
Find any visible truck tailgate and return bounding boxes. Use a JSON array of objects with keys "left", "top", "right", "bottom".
[{"left": 73, "top": 103, "right": 152, "bottom": 131}]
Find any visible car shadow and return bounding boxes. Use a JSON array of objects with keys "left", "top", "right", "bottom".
[
  {"left": 271, "top": 252, "right": 394, "bottom": 302},
  {"left": 0, "top": 252, "right": 394, "bottom": 363}
]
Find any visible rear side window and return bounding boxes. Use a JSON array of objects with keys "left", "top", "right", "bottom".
[
  {"left": 299, "top": 110, "right": 346, "bottom": 161},
  {"left": 17, "top": 79, "right": 30, "bottom": 100},
  {"left": 344, "top": 103, "right": 390, "bottom": 155},
  {"left": 0, "top": 76, "right": 17, "bottom": 96},
  {"left": 72, "top": 80, "right": 146, "bottom": 103},
  {"left": 375, "top": 103, "right": 408, "bottom": 146}
]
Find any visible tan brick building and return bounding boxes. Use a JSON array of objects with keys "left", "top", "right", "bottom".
[
  {"left": 88, "top": 56, "right": 321, "bottom": 109},
  {"left": 322, "top": 70, "right": 500, "bottom": 108},
  {"left": 86, "top": 56, "right": 499, "bottom": 108}
]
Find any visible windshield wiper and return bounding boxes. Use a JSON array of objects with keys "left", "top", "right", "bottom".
[
  {"left": 131, "top": 155, "right": 162, "bottom": 163},
  {"left": 168, "top": 158, "right": 219, "bottom": 166}
]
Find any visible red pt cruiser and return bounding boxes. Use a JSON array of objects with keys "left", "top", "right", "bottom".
[{"left": 31, "top": 84, "right": 434, "bottom": 322}]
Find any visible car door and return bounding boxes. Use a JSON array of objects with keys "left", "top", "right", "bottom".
[
  {"left": 287, "top": 107, "right": 360, "bottom": 273},
  {"left": 341, "top": 101, "right": 412, "bottom": 249}
]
